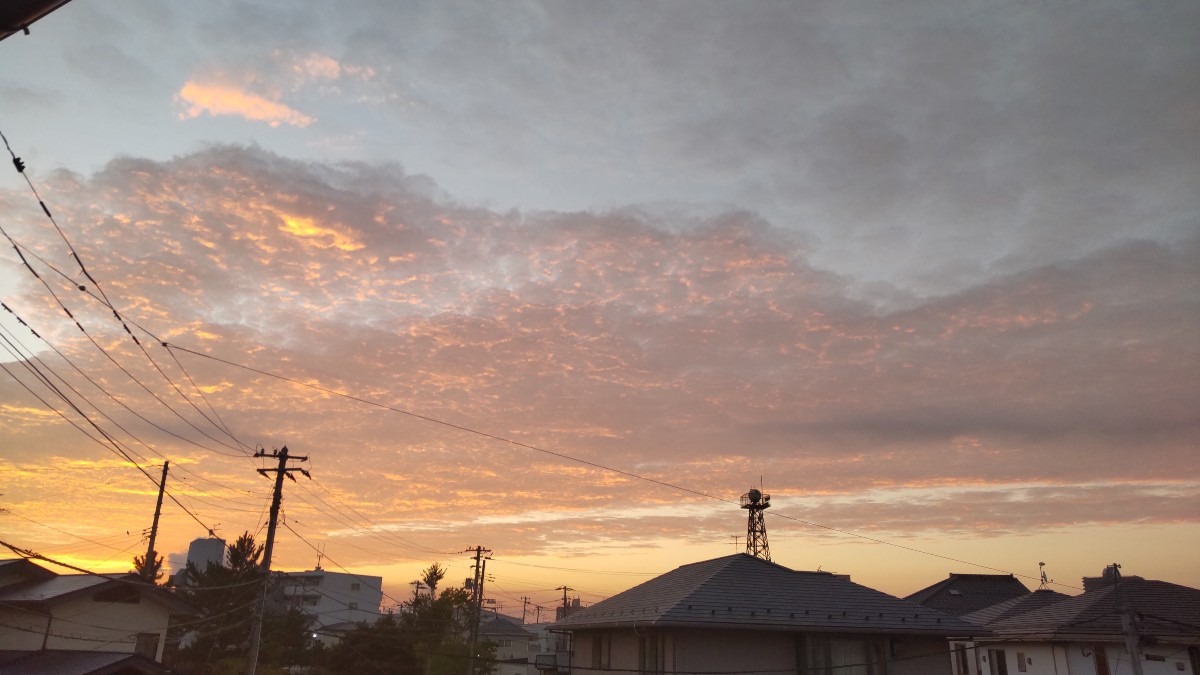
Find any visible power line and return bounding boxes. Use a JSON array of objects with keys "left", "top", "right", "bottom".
[
  {"left": 167, "top": 343, "right": 1072, "bottom": 589},
  {"left": 1, "top": 129, "right": 251, "bottom": 455}
]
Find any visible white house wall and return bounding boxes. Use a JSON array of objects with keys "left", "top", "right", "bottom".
[{"left": 966, "top": 641, "right": 1196, "bottom": 675}]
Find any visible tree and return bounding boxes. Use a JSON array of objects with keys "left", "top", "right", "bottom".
[
  {"left": 133, "top": 551, "right": 164, "bottom": 582},
  {"left": 325, "top": 573, "right": 493, "bottom": 675},
  {"left": 325, "top": 612, "right": 421, "bottom": 675},
  {"left": 421, "top": 562, "right": 447, "bottom": 600},
  {"left": 166, "top": 532, "right": 307, "bottom": 674}
]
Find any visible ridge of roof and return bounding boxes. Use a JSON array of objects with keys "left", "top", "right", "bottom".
[{"left": 554, "top": 554, "right": 982, "bottom": 637}]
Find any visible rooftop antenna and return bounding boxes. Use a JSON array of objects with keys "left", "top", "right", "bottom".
[
  {"left": 740, "top": 484, "right": 772, "bottom": 561},
  {"left": 1038, "top": 562, "right": 1052, "bottom": 590},
  {"left": 315, "top": 543, "right": 326, "bottom": 571}
]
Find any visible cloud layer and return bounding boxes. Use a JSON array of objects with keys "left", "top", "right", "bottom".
[{"left": 1, "top": 147, "right": 1197, "bottom": 596}]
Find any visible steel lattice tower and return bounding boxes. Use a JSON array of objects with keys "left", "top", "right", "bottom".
[{"left": 740, "top": 488, "right": 771, "bottom": 561}]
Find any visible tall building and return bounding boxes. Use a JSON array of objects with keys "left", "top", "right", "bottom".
[
  {"left": 277, "top": 568, "right": 384, "bottom": 644},
  {"left": 169, "top": 536, "right": 226, "bottom": 586}
]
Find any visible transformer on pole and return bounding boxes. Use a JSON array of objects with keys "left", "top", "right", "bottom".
[{"left": 740, "top": 488, "right": 771, "bottom": 561}]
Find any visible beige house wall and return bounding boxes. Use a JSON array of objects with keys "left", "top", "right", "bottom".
[
  {"left": 0, "top": 592, "right": 174, "bottom": 661},
  {"left": 571, "top": 627, "right": 957, "bottom": 675}
]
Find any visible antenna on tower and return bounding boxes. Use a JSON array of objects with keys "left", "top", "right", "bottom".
[
  {"left": 1038, "top": 562, "right": 1052, "bottom": 590},
  {"left": 740, "top": 486, "right": 772, "bottom": 561}
]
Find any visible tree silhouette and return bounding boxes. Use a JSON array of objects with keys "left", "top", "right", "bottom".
[
  {"left": 133, "top": 551, "right": 164, "bottom": 582},
  {"left": 421, "top": 562, "right": 447, "bottom": 600}
]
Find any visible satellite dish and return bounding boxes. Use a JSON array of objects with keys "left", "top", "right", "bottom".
[{"left": 747, "top": 488, "right": 762, "bottom": 504}]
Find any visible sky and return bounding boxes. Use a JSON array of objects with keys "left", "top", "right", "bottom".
[{"left": 0, "top": 1, "right": 1198, "bottom": 614}]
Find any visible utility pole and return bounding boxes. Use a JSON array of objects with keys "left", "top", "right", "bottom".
[
  {"left": 556, "top": 585, "right": 574, "bottom": 619},
  {"left": 411, "top": 580, "right": 426, "bottom": 601},
  {"left": 140, "top": 461, "right": 168, "bottom": 582},
  {"left": 1112, "top": 564, "right": 1146, "bottom": 675},
  {"left": 245, "top": 446, "right": 309, "bottom": 675},
  {"left": 521, "top": 596, "right": 530, "bottom": 624},
  {"left": 466, "top": 546, "right": 491, "bottom": 675}
]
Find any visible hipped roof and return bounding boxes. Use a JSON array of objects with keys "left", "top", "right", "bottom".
[
  {"left": 554, "top": 554, "right": 982, "bottom": 637},
  {"left": 988, "top": 579, "right": 1200, "bottom": 642},
  {"left": 904, "top": 573, "right": 1031, "bottom": 617}
]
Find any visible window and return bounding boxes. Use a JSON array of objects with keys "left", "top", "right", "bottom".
[
  {"left": 134, "top": 633, "right": 160, "bottom": 659},
  {"left": 1016, "top": 652, "right": 1027, "bottom": 672},
  {"left": 592, "top": 633, "right": 611, "bottom": 670},
  {"left": 808, "top": 637, "right": 883, "bottom": 675},
  {"left": 638, "top": 634, "right": 664, "bottom": 675},
  {"left": 351, "top": 583, "right": 361, "bottom": 590},
  {"left": 1093, "top": 646, "right": 1111, "bottom": 675},
  {"left": 953, "top": 643, "right": 971, "bottom": 675},
  {"left": 987, "top": 649, "right": 1009, "bottom": 675},
  {"left": 349, "top": 602, "right": 359, "bottom": 610}
]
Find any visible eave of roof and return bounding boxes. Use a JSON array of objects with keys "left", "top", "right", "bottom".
[
  {"left": 0, "top": 0, "right": 74, "bottom": 42},
  {"left": 0, "top": 573, "right": 195, "bottom": 614}
]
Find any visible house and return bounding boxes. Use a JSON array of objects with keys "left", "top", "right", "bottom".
[
  {"left": 480, "top": 612, "right": 536, "bottom": 675},
  {"left": 906, "top": 573, "right": 1032, "bottom": 617},
  {"left": 552, "top": 553, "right": 985, "bottom": 675},
  {"left": 276, "top": 567, "right": 384, "bottom": 645},
  {"left": 949, "top": 570, "right": 1200, "bottom": 675},
  {"left": 0, "top": 557, "right": 193, "bottom": 664}
]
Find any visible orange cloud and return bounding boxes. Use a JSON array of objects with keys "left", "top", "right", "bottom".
[{"left": 176, "top": 81, "right": 314, "bottom": 128}]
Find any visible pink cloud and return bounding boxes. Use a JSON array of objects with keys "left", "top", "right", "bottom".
[{"left": 176, "top": 81, "right": 314, "bottom": 128}]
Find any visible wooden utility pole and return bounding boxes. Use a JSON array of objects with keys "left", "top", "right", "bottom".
[
  {"left": 466, "top": 546, "right": 491, "bottom": 675},
  {"left": 140, "top": 461, "right": 168, "bottom": 581},
  {"left": 1112, "top": 564, "right": 1146, "bottom": 675},
  {"left": 521, "top": 596, "right": 530, "bottom": 624},
  {"left": 556, "top": 585, "right": 573, "bottom": 613},
  {"left": 245, "top": 446, "right": 309, "bottom": 675}
]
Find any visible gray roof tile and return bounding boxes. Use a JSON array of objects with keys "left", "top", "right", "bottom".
[
  {"left": 988, "top": 579, "right": 1200, "bottom": 641},
  {"left": 905, "top": 573, "right": 1031, "bottom": 616},
  {"left": 554, "top": 554, "right": 982, "bottom": 636}
]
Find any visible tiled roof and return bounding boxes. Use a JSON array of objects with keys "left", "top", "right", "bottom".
[
  {"left": 988, "top": 579, "right": 1200, "bottom": 641},
  {"left": 0, "top": 649, "right": 174, "bottom": 674},
  {"left": 553, "top": 554, "right": 982, "bottom": 636},
  {"left": 0, "top": 573, "right": 119, "bottom": 601},
  {"left": 961, "top": 589, "right": 1070, "bottom": 626},
  {"left": 0, "top": 572, "right": 195, "bottom": 613},
  {"left": 905, "top": 573, "right": 1031, "bottom": 616},
  {"left": 480, "top": 613, "right": 534, "bottom": 638}
]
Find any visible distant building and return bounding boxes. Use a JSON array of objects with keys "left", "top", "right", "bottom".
[
  {"left": 555, "top": 597, "right": 583, "bottom": 621},
  {"left": 905, "top": 573, "right": 1031, "bottom": 617},
  {"left": 277, "top": 568, "right": 383, "bottom": 645},
  {"left": 168, "top": 535, "right": 226, "bottom": 587},
  {"left": 0, "top": 558, "right": 193, "bottom": 668},
  {"left": 480, "top": 613, "right": 536, "bottom": 675}
]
